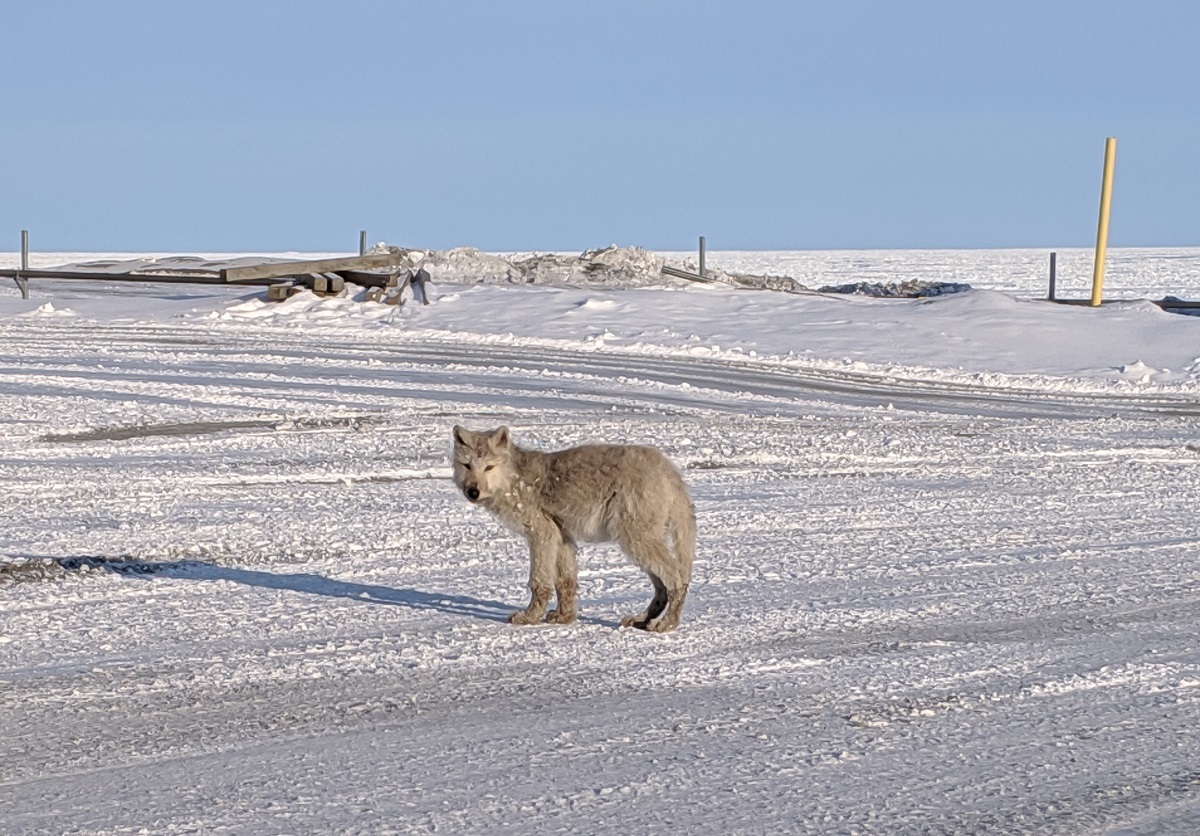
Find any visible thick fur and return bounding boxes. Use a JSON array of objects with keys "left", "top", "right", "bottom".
[{"left": 452, "top": 425, "right": 695, "bottom": 632}]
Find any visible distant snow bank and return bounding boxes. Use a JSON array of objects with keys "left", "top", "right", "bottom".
[
  {"left": 7, "top": 245, "right": 1200, "bottom": 299},
  {"left": 425, "top": 245, "right": 671, "bottom": 288},
  {"left": 4, "top": 246, "right": 1200, "bottom": 388},
  {"left": 10, "top": 244, "right": 969, "bottom": 297},
  {"left": 388, "top": 244, "right": 971, "bottom": 297}
]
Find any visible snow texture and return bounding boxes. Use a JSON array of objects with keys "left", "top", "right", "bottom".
[{"left": 2, "top": 247, "right": 1199, "bottom": 835}]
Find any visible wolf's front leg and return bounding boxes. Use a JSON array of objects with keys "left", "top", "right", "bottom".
[
  {"left": 508, "top": 584, "right": 553, "bottom": 625},
  {"left": 546, "top": 539, "right": 579, "bottom": 625},
  {"left": 509, "top": 521, "right": 560, "bottom": 625}
]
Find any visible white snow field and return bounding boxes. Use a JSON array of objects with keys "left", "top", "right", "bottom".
[{"left": 2, "top": 248, "right": 1199, "bottom": 835}]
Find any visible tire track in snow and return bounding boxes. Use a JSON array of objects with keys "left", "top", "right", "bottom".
[{"left": 4, "top": 319, "right": 1199, "bottom": 419}]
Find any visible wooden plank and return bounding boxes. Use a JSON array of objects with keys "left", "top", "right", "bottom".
[
  {"left": 661, "top": 264, "right": 717, "bottom": 284},
  {"left": 0, "top": 267, "right": 242, "bottom": 285},
  {"left": 297, "top": 274, "right": 348, "bottom": 296},
  {"left": 221, "top": 252, "right": 406, "bottom": 283},
  {"left": 336, "top": 268, "right": 404, "bottom": 288}
]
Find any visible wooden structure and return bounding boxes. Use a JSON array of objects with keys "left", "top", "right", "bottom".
[
  {"left": 217, "top": 250, "right": 421, "bottom": 303},
  {"left": 4, "top": 242, "right": 1198, "bottom": 314},
  {"left": 219, "top": 252, "right": 407, "bottom": 283},
  {"left": 661, "top": 264, "right": 716, "bottom": 284},
  {"left": 0, "top": 249, "right": 431, "bottom": 305}
]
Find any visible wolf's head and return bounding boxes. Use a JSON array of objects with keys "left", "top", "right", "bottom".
[{"left": 452, "top": 425, "right": 516, "bottom": 506}]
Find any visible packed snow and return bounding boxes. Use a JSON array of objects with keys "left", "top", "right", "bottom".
[{"left": 2, "top": 247, "right": 1199, "bottom": 834}]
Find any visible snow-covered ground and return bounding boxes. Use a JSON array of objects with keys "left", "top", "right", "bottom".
[{"left": 2, "top": 248, "right": 1199, "bottom": 834}]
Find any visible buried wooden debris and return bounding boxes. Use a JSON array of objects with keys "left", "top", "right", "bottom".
[
  {"left": 355, "top": 267, "right": 428, "bottom": 307},
  {"left": 0, "top": 244, "right": 435, "bottom": 307},
  {"left": 267, "top": 283, "right": 300, "bottom": 301},
  {"left": 309, "top": 274, "right": 346, "bottom": 296},
  {"left": 339, "top": 268, "right": 404, "bottom": 288},
  {"left": 362, "top": 286, "right": 406, "bottom": 305},
  {"left": 221, "top": 251, "right": 406, "bottom": 283}
]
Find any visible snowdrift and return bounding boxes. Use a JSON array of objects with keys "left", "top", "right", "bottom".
[{"left": 35, "top": 245, "right": 971, "bottom": 297}]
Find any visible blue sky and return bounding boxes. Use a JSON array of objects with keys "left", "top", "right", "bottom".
[{"left": 4, "top": 1, "right": 1199, "bottom": 252}]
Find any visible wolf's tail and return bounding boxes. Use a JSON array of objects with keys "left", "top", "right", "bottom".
[{"left": 670, "top": 496, "right": 697, "bottom": 583}]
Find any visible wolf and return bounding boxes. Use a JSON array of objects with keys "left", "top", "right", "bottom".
[{"left": 452, "top": 425, "right": 695, "bottom": 632}]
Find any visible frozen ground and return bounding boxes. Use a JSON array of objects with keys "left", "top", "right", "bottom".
[{"left": 2, "top": 249, "right": 1199, "bottom": 834}]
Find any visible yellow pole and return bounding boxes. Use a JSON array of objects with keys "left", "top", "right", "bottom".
[{"left": 1090, "top": 136, "right": 1117, "bottom": 306}]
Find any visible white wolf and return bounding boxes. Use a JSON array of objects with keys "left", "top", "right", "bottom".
[{"left": 452, "top": 425, "right": 696, "bottom": 632}]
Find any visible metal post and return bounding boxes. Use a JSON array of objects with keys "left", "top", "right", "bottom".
[
  {"left": 1048, "top": 251, "right": 1057, "bottom": 301},
  {"left": 16, "top": 230, "right": 30, "bottom": 300},
  {"left": 1090, "top": 137, "right": 1117, "bottom": 307},
  {"left": 359, "top": 230, "right": 367, "bottom": 256},
  {"left": 699, "top": 235, "right": 706, "bottom": 278}
]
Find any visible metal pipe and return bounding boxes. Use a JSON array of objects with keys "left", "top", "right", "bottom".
[
  {"left": 16, "top": 229, "right": 30, "bottom": 299},
  {"left": 699, "top": 235, "right": 706, "bottom": 278},
  {"left": 1048, "top": 251, "right": 1057, "bottom": 301},
  {"left": 0, "top": 267, "right": 280, "bottom": 286},
  {"left": 1090, "top": 137, "right": 1117, "bottom": 307}
]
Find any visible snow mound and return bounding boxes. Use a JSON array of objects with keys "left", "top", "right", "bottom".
[
  {"left": 1115, "top": 360, "right": 1158, "bottom": 382},
  {"left": 818, "top": 280, "right": 973, "bottom": 298},
  {"left": 414, "top": 245, "right": 669, "bottom": 288},
  {"left": 676, "top": 256, "right": 809, "bottom": 293},
  {"left": 20, "top": 301, "right": 73, "bottom": 317},
  {"left": 422, "top": 247, "right": 524, "bottom": 283},
  {"left": 381, "top": 243, "right": 807, "bottom": 291},
  {"left": 516, "top": 246, "right": 666, "bottom": 287}
]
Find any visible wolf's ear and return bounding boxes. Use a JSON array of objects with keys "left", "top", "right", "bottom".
[
  {"left": 491, "top": 426, "right": 511, "bottom": 450},
  {"left": 452, "top": 425, "right": 471, "bottom": 448}
]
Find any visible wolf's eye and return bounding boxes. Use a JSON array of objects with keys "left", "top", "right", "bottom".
[{"left": 484, "top": 464, "right": 495, "bottom": 472}]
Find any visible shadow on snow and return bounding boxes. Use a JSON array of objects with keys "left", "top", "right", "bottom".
[{"left": 20, "top": 554, "right": 515, "bottom": 624}]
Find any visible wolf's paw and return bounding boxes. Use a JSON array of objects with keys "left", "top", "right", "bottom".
[
  {"left": 646, "top": 615, "right": 678, "bottom": 633},
  {"left": 546, "top": 609, "right": 577, "bottom": 625},
  {"left": 507, "top": 610, "right": 543, "bottom": 625},
  {"left": 619, "top": 613, "right": 649, "bottom": 630}
]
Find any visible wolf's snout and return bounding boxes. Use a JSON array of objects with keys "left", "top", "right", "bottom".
[{"left": 465, "top": 485, "right": 481, "bottom": 502}]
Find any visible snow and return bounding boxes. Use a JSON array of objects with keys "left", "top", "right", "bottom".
[{"left": 2, "top": 248, "right": 1199, "bottom": 834}]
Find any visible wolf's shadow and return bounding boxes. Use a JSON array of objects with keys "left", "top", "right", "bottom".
[
  {"left": 33, "top": 555, "right": 622, "bottom": 627},
  {"left": 38, "top": 555, "right": 513, "bottom": 623},
  {"left": 169, "top": 563, "right": 517, "bottom": 623},
  {"left": 163, "top": 564, "right": 621, "bottom": 627}
]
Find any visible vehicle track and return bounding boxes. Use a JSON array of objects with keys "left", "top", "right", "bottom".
[{"left": 4, "top": 320, "right": 1199, "bottom": 420}]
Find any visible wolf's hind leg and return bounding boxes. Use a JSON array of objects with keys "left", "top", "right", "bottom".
[
  {"left": 619, "top": 525, "right": 686, "bottom": 628},
  {"left": 647, "top": 582, "right": 689, "bottom": 632},
  {"left": 642, "top": 500, "right": 694, "bottom": 632},
  {"left": 619, "top": 570, "right": 669, "bottom": 629},
  {"left": 617, "top": 529, "right": 678, "bottom": 629}
]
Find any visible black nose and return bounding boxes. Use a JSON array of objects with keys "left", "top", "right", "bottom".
[{"left": 466, "top": 486, "right": 480, "bottom": 502}]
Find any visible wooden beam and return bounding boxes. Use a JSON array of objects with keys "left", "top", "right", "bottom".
[
  {"left": 306, "top": 274, "right": 347, "bottom": 295},
  {"left": 333, "top": 272, "right": 403, "bottom": 291},
  {"left": 661, "top": 264, "right": 717, "bottom": 284},
  {"left": 221, "top": 252, "right": 406, "bottom": 283},
  {"left": 0, "top": 267, "right": 241, "bottom": 285}
]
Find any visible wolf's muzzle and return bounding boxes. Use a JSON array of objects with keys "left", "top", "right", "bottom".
[{"left": 464, "top": 485, "right": 480, "bottom": 502}]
